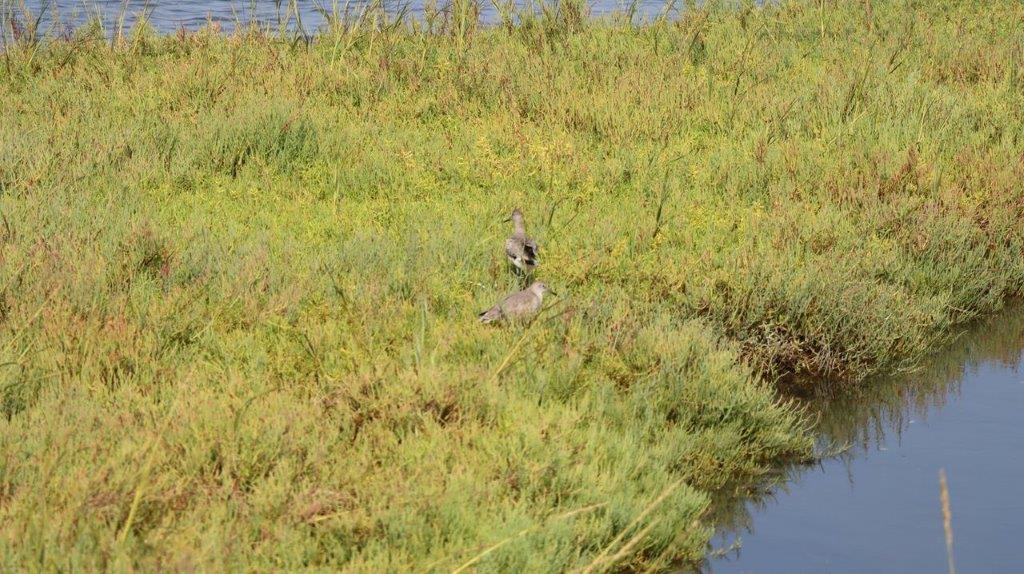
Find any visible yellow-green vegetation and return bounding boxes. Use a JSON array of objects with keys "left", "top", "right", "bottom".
[{"left": 2, "top": 1, "right": 1023, "bottom": 571}]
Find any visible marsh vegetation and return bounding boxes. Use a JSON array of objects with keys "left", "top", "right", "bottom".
[{"left": 1, "top": 0, "right": 1022, "bottom": 570}]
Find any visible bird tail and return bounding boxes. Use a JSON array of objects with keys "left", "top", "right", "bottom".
[{"left": 478, "top": 306, "right": 502, "bottom": 324}]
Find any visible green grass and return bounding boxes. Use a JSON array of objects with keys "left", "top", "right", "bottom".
[{"left": 1, "top": 0, "right": 1023, "bottom": 571}]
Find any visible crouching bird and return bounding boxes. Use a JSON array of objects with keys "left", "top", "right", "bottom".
[{"left": 478, "top": 282, "right": 554, "bottom": 324}]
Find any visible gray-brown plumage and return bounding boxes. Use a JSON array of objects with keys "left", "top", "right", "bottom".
[
  {"left": 478, "top": 282, "right": 554, "bottom": 324},
  {"left": 504, "top": 209, "right": 539, "bottom": 274}
]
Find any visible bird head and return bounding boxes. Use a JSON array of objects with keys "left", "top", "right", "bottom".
[
  {"left": 504, "top": 208, "right": 524, "bottom": 224},
  {"left": 531, "top": 282, "right": 555, "bottom": 297}
]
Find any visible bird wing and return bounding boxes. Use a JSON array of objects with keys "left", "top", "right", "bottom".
[
  {"left": 523, "top": 238, "right": 539, "bottom": 262},
  {"left": 505, "top": 237, "right": 524, "bottom": 259},
  {"left": 501, "top": 290, "right": 540, "bottom": 318}
]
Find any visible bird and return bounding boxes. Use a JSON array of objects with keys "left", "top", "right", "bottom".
[
  {"left": 478, "top": 282, "right": 554, "bottom": 324},
  {"left": 504, "top": 208, "right": 539, "bottom": 275}
]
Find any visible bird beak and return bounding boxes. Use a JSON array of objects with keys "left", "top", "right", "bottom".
[
  {"left": 549, "top": 289, "right": 558, "bottom": 296},
  {"left": 502, "top": 216, "right": 511, "bottom": 223}
]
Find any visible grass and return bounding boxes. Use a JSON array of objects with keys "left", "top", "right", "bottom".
[{"left": 1, "top": 0, "right": 1023, "bottom": 571}]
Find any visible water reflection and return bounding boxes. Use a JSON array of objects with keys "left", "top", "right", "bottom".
[
  {"left": 813, "top": 306, "right": 1023, "bottom": 455},
  {"left": 702, "top": 304, "right": 1024, "bottom": 573}
]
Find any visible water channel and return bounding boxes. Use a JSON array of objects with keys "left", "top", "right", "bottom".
[{"left": 705, "top": 306, "right": 1024, "bottom": 573}]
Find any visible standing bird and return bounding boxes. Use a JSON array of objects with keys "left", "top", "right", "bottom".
[
  {"left": 478, "top": 282, "right": 554, "bottom": 324},
  {"left": 505, "top": 208, "right": 539, "bottom": 275}
]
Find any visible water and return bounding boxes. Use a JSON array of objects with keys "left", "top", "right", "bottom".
[
  {"left": 11, "top": 0, "right": 680, "bottom": 35},
  {"left": 705, "top": 307, "right": 1024, "bottom": 573}
]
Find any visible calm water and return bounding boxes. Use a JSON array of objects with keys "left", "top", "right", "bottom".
[
  {"left": 705, "top": 307, "right": 1024, "bottom": 573},
  {"left": 13, "top": 0, "right": 680, "bottom": 34}
]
